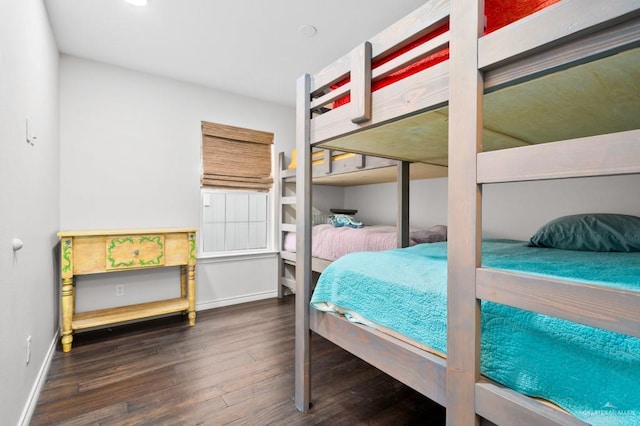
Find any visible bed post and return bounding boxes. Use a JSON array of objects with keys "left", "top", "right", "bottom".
[
  {"left": 350, "top": 41, "right": 372, "bottom": 124},
  {"left": 397, "top": 161, "right": 410, "bottom": 248},
  {"left": 447, "top": 0, "right": 483, "bottom": 425},
  {"left": 295, "top": 73, "right": 313, "bottom": 412}
]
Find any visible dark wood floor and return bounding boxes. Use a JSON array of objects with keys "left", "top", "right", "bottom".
[{"left": 31, "top": 296, "right": 445, "bottom": 425}]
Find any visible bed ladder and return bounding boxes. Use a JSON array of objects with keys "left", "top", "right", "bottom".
[{"left": 278, "top": 152, "right": 297, "bottom": 298}]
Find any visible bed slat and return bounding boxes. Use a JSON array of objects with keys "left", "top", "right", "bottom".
[
  {"left": 477, "top": 129, "right": 640, "bottom": 183},
  {"left": 364, "top": 0, "right": 449, "bottom": 61},
  {"left": 476, "top": 268, "right": 640, "bottom": 339},
  {"left": 475, "top": 382, "right": 588, "bottom": 426},
  {"left": 310, "top": 309, "right": 447, "bottom": 407},
  {"left": 372, "top": 31, "right": 449, "bottom": 82},
  {"left": 479, "top": 0, "right": 640, "bottom": 70},
  {"left": 310, "top": 83, "right": 350, "bottom": 112},
  {"left": 280, "top": 277, "right": 295, "bottom": 292}
]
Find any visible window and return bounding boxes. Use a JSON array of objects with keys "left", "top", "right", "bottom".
[
  {"left": 201, "top": 190, "right": 270, "bottom": 253},
  {"left": 199, "top": 121, "right": 274, "bottom": 256}
]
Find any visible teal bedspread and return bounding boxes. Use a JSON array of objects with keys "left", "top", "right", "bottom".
[{"left": 310, "top": 239, "right": 640, "bottom": 425}]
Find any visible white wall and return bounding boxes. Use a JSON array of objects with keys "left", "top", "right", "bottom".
[
  {"left": 313, "top": 185, "right": 346, "bottom": 213},
  {"left": 59, "top": 56, "right": 295, "bottom": 312},
  {"left": 0, "top": 0, "right": 60, "bottom": 424},
  {"left": 345, "top": 177, "right": 448, "bottom": 229},
  {"left": 345, "top": 174, "right": 640, "bottom": 240},
  {"left": 483, "top": 175, "right": 640, "bottom": 239}
]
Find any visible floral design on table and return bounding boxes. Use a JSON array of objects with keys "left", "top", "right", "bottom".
[
  {"left": 107, "top": 235, "right": 164, "bottom": 269},
  {"left": 62, "top": 239, "right": 72, "bottom": 273}
]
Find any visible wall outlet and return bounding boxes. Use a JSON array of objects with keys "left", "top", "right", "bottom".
[
  {"left": 26, "top": 336, "right": 31, "bottom": 365},
  {"left": 115, "top": 284, "right": 125, "bottom": 296}
]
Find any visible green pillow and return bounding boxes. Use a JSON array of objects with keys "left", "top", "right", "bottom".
[{"left": 528, "top": 213, "right": 640, "bottom": 252}]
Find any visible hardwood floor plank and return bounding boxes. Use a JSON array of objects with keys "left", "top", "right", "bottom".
[{"left": 31, "top": 296, "right": 445, "bottom": 425}]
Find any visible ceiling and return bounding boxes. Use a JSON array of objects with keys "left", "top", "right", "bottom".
[{"left": 44, "top": 0, "right": 427, "bottom": 107}]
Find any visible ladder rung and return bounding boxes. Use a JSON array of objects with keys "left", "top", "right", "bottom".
[
  {"left": 281, "top": 223, "right": 296, "bottom": 233},
  {"left": 280, "top": 169, "right": 296, "bottom": 179}
]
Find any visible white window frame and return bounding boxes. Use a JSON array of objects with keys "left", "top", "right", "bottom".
[{"left": 199, "top": 188, "right": 273, "bottom": 258}]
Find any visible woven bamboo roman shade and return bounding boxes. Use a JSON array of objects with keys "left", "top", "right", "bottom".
[{"left": 201, "top": 121, "right": 274, "bottom": 191}]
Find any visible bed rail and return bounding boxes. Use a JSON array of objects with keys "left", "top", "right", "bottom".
[
  {"left": 477, "top": 269, "right": 640, "bottom": 339},
  {"left": 475, "top": 382, "right": 588, "bottom": 426},
  {"left": 479, "top": 0, "right": 640, "bottom": 70},
  {"left": 477, "top": 129, "right": 640, "bottom": 183},
  {"left": 310, "top": 309, "right": 447, "bottom": 407}
]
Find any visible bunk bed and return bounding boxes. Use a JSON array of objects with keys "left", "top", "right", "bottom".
[
  {"left": 277, "top": 150, "right": 447, "bottom": 296},
  {"left": 294, "top": 0, "right": 640, "bottom": 425}
]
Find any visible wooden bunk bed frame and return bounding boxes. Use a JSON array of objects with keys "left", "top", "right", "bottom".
[
  {"left": 277, "top": 150, "right": 444, "bottom": 296},
  {"left": 294, "top": 1, "right": 640, "bottom": 425}
]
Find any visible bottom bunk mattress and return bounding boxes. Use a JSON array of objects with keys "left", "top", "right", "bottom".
[{"left": 310, "top": 239, "right": 640, "bottom": 425}]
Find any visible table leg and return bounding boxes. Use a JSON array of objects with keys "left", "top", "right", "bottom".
[
  {"left": 180, "top": 265, "right": 187, "bottom": 299},
  {"left": 187, "top": 264, "right": 196, "bottom": 326},
  {"left": 61, "top": 276, "right": 74, "bottom": 352}
]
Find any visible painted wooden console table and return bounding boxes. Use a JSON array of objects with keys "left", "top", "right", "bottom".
[{"left": 57, "top": 228, "right": 197, "bottom": 352}]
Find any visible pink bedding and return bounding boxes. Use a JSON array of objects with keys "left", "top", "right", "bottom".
[{"left": 283, "top": 224, "right": 447, "bottom": 261}]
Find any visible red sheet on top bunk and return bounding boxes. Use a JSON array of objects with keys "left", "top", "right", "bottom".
[{"left": 332, "top": 0, "right": 561, "bottom": 107}]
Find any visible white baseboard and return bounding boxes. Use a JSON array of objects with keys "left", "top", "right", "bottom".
[
  {"left": 19, "top": 331, "right": 58, "bottom": 426},
  {"left": 196, "top": 290, "right": 278, "bottom": 311}
]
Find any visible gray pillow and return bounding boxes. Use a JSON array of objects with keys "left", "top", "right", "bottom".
[
  {"left": 410, "top": 225, "right": 447, "bottom": 244},
  {"left": 528, "top": 213, "right": 640, "bottom": 252}
]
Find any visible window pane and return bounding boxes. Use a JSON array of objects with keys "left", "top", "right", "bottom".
[
  {"left": 203, "top": 223, "right": 226, "bottom": 252},
  {"left": 226, "top": 222, "right": 248, "bottom": 250},
  {"left": 210, "top": 193, "right": 226, "bottom": 222},
  {"left": 249, "top": 193, "right": 267, "bottom": 222},
  {"left": 226, "top": 193, "right": 249, "bottom": 223},
  {"left": 202, "top": 223, "right": 214, "bottom": 252},
  {"left": 248, "top": 222, "right": 267, "bottom": 249},
  {"left": 212, "top": 223, "right": 226, "bottom": 251}
]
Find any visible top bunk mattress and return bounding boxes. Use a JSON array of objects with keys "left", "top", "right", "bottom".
[{"left": 310, "top": 239, "right": 640, "bottom": 425}]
